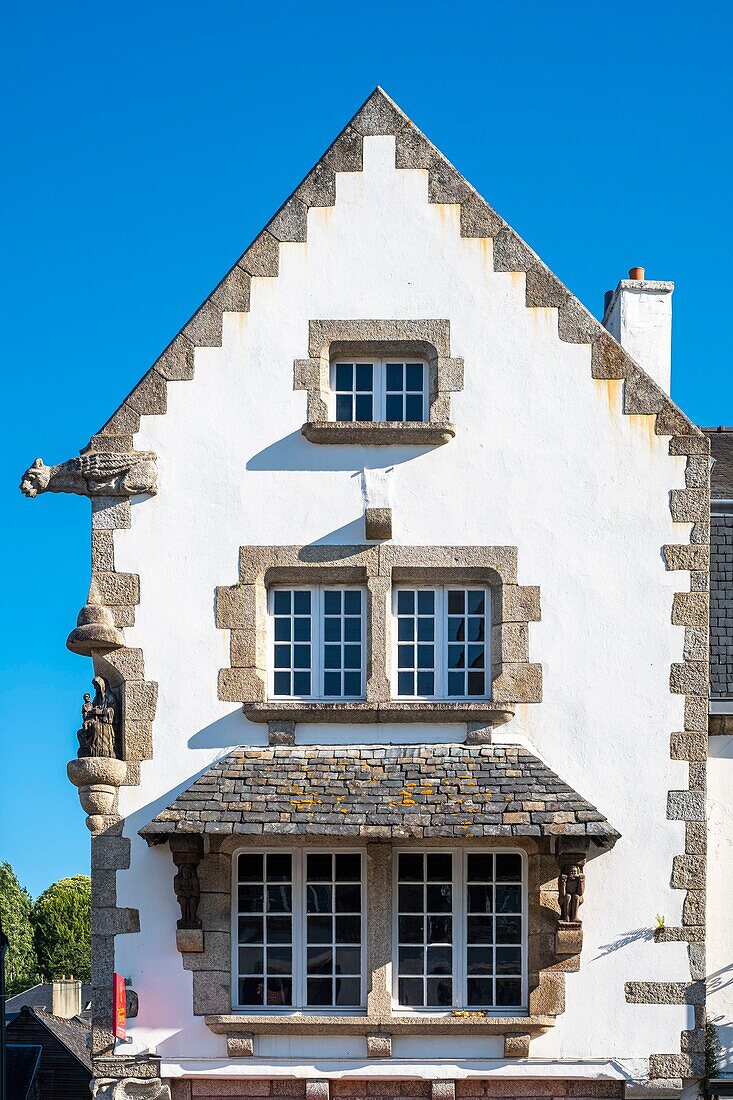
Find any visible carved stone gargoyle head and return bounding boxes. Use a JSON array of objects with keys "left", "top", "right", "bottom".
[{"left": 20, "top": 457, "right": 51, "bottom": 498}]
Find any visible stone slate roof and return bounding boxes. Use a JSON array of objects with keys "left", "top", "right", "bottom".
[
  {"left": 31, "top": 1010, "right": 92, "bottom": 1073},
  {"left": 705, "top": 428, "right": 733, "bottom": 500},
  {"left": 141, "top": 744, "right": 620, "bottom": 846},
  {"left": 5, "top": 983, "right": 92, "bottom": 1018}
]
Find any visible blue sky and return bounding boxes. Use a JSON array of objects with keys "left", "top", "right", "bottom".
[{"left": 1, "top": 1, "right": 731, "bottom": 897}]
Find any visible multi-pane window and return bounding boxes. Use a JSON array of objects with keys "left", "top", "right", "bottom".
[
  {"left": 234, "top": 850, "right": 364, "bottom": 1010},
  {"left": 305, "top": 853, "right": 362, "bottom": 1007},
  {"left": 270, "top": 587, "right": 365, "bottom": 700},
  {"left": 332, "top": 360, "right": 427, "bottom": 423},
  {"left": 394, "top": 587, "right": 489, "bottom": 700},
  {"left": 394, "top": 850, "right": 525, "bottom": 1011}
]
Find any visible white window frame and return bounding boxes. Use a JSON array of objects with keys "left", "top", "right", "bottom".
[
  {"left": 268, "top": 585, "right": 367, "bottom": 702},
  {"left": 231, "top": 847, "right": 367, "bottom": 1014},
  {"left": 330, "top": 358, "right": 428, "bottom": 423},
  {"left": 391, "top": 847, "right": 527, "bottom": 1015},
  {"left": 391, "top": 585, "right": 491, "bottom": 701}
]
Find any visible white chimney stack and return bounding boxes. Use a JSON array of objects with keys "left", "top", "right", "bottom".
[
  {"left": 602, "top": 267, "right": 674, "bottom": 393},
  {"left": 51, "top": 978, "right": 82, "bottom": 1019}
]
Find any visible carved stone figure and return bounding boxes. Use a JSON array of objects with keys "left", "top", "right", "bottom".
[
  {"left": 20, "top": 451, "right": 158, "bottom": 499},
  {"left": 77, "top": 677, "right": 119, "bottom": 759},
  {"left": 558, "top": 861, "right": 585, "bottom": 923},
  {"left": 173, "top": 858, "right": 202, "bottom": 930}
]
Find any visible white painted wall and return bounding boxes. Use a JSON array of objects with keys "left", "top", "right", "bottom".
[
  {"left": 708, "top": 734, "right": 733, "bottom": 1070},
  {"left": 110, "top": 136, "right": 692, "bottom": 1071}
]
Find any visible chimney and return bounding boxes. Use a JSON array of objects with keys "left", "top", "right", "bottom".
[
  {"left": 51, "top": 977, "right": 82, "bottom": 1019},
  {"left": 602, "top": 267, "right": 674, "bottom": 393}
]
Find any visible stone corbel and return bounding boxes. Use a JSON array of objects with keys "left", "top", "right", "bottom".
[
  {"left": 20, "top": 450, "right": 158, "bottom": 499},
  {"left": 555, "top": 845, "right": 587, "bottom": 956},
  {"left": 170, "top": 836, "right": 204, "bottom": 953}
]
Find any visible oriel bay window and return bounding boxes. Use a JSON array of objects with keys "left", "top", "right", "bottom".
[
  {"left": 394, "top": 850, "right": 525, "bottom": 1011},
  {"left": 393, "top": 587, "right": 490, "bottom": 700},
  {"left": 234, "top": 850, "right": 365, "bottom": 1010},
  {"left": 269, "top": 587, "right": 366, "bottom": 700}
]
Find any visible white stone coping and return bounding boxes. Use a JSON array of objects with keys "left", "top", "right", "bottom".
[{"left": 158, "top": 1057, "right": 634, "bottom": 1080}]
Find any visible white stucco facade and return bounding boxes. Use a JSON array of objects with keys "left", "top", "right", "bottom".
[{"left": 91, "top": 130, "right": 695, "bottom": 1079}]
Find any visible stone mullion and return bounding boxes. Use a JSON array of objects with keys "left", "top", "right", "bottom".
[{"left": 365, "top": 843, "right": 393, "bottom": 1020}]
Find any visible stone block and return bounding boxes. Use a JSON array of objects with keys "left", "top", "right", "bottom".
[
  {"left": 663, "top": 544, "right": 709, "bottom": 571},
  {"left": 492, "top": 227, "right": 535, "bottom": 273},
  {"left": 238, "top": 232, "right": 279, "bottom": 278},
  {"left": 648, "top": 1053, "right": 705, "bottom": 1080},
  {"left": 305, "top": 1082, "right": 330, "bottom": 1100},
  {"left": 124, "top": 681, "right": 159, "bottom": 721},
  {"left": 127, "top": 370, "right": 168, "bottom": 416},
  {"left": 366, "top": 1033, "right": 391, "bottom": 1058},
  {"left": 667, "top": 790, "right": 705, "bottom": 821},
  {"left": 669, "top": 662, "right": 708, "bottom": 697},
  {"left": 688, "top": 943, "right": 706, "bottom": 980},
  {"left": 212, "top": 265, "right": 251, "bottom": 313},
  {"left": 198, "top": 853, "right": 230, "bottom": 893},
  {"left": 296, "top": 163, "right": 336, "bottom": 208},
  {"left": 502, "top": 585, "right": 541, "bottom": 622},
  {"left": 155, "top": 333, "right": 195, "bottom": 382},
  {"left": 528, "top": 969, "right": 565, "bottom": 1015},
  {"left": 670, "top": 730, "right": 707, "bottom": 761},
  {"left": 226, "top": 1033, "right": 254, "bottom": 1057},
  {"left": 93, "top": 907, "right": 140, "bottom": 936},
  {"left": 555, "top": 922, "right": 583, "bottom": 956},
  {"left": 92, "top": 498, "right": 132, "bottom": 531},
  {"left": 431, "top": 1083, "right": 455, "bottom": 1100},
  {"left": 176, "top": 928, "right": 204, "bottom": 953},
  {"left": 183, "top": 931, "right": 231, "bottom": 971},
  {"left": 591, "top": 330, "right": 629, "bottom": 379},
  {"left": 685, "top": 821, "right": 706, "bottom": 855},
  {"left": 92, "top": 836, "right": 131, "bottom": 872},
  {"left": 94, "top": 572, "right": 140, "bottom": 608},
  {"left": 192, "top": 969, "right": 230, "bottom": 1016},
  {"left": 503, "top": 1032, "right": 531, "bottom": 1058},
  {"left": 324, "top": 125, "right": 363, "bottom": 172},
  {"left": 268, "top": 720, "right": 296, "bottom": 746},
  {"left": 491, "top": 622, "right": 529, "bottom": 663},
  {"left": 103, "top": 403, "right": 141, "bottom": 437},
  {"left": 184, "top": 297, "right": 223, "bottom": 347},
  {"left": 525, "top": 267, "right": 569, "bottom": 309},
  {"left": 365, "top": 507, "right": 392, "bottom": 541},
  {"left": 218, "top": 667, "right": 265, "bottom": 703},
  {"left": 492, "top": 662, "right": 542, "bottom": 703},
  {"left": 624, "top": 367, "right": 665, "bottom": 415},
  {"left": 683, "top": 889, "right": 706, "bottom": 926},
  {"left": 215, "top": 584, "right": 259, "bottom": 628},
  {"left": 92, "top": 531, "right": 116, "bottom": 571},
  {"left": 459, "top": 193, "right": 503, "bottom": 239},
  {"left": 395, "top": 123, "right": 437, "bottom": 169},
  {"left": 671, "top": 854, "right": 705, "bottom": 890},
  {"left": 169, "top": 1082, "right": 192, "bottom": 1100},
  {"left": 656, "top": 398, "right": 694, "bottom": 437},
  {"left": 190, "top": 1082, "right": 270, "bottom": 1096},
  {"left": 92, "top": 869, "right": 117, "bottom": 909},
  {"left": 100, "top": 647, "right": 145, "bottom": 682},
  {"left": 670, "top": 434, "right": 710, "bottom": 456},
  {"left": 625, "top": 980, "right": 704, "bottom": 1005},
  {"left": 123, "top": 720, "right": 153, "bottom": 762},
  {"left": 670, "top": 489, "right": 709, "bottom": 523},
  {"left": 428, "top": 159, "right": 471, "bottom": 204},
  {"left": 351, "top": 89, "right": 406, "bottom": 136},
  {"left": 558, "top": 297, "right": 596, "bottom": 344}
]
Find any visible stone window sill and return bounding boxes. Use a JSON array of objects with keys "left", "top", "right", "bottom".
[
  {"left": 242, "top": 701, "right": 515, "bottom": 726},
  {"left": 301, "top": 421, "right": 455, "bottom": 446},
  {"left": 205, "top": 1012, "right": 554, "bottom": 1038}
]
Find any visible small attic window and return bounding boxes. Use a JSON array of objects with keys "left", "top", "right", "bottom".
[
  {"left": 332, "top": 360, "right": 428, "bottom": 424},
  {"left": 296, "top": 322, "right": 463, "bottom": 447}
]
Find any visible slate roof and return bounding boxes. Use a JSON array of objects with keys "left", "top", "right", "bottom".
[
  {"left": 5, "top": 983, "right": 92, "bottom": 1018},
  {"left": 704, "top": 428, "right": 733, "bottom": 500},
  {"left": 31, "top": 1010, "right": 92, "bottom": 1073},
  {"left": 141, "top": 743, "right": 620, "bottom": 846}
]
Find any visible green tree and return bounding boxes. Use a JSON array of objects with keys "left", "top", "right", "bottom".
[
  {"left": 0, "top": 861, "right": 39, "bottom": 995},
  {"left": 31, "top": 875, "right": 91, "bottom": 983}
]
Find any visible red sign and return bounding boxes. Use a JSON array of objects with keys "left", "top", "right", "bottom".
[{"left": 113, "top": 972, "right": 127, "bottom": 1041}]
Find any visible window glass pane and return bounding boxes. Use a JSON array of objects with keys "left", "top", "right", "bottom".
[
  {"left": 442, "top": 589, "right": 488, "bottom": 699},
  {"left": 385, "top": 394, "right": 403, "bottom": 421},
  {"left": 463, "top": 853, "right": 524, "bottom": 1008},
  {"left": 383, "top": 362, "right": 425, "bottom": 423},
  {"left": 335, "top": 394, "right": 353, "bottom": 421},
  {"left": 335, "top": 364, "right": 353, "bottom": 391},
  {"left": 305, "top": 852, "right": 363, "bottom": 1008},
  {"left": 355, "top": 363, "right": 373, "bottom": 392},
  {"left": 355, "top": 394, "right": 373, "bottom": 421},
  {"left": 319, "top": 589, "right": 364, "bottom": 699},
  {"left": 395, "top": 589, "right": 436, "bottom": 698},
  {"left": 397, "top": 849, "right": 454, "bottom": 1008},
  {"left": 237, "top": 853, "right": 293, "bottom": 1007},
  {"left": 272, "top": 590, "right": 312, "bottom": 698}
]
